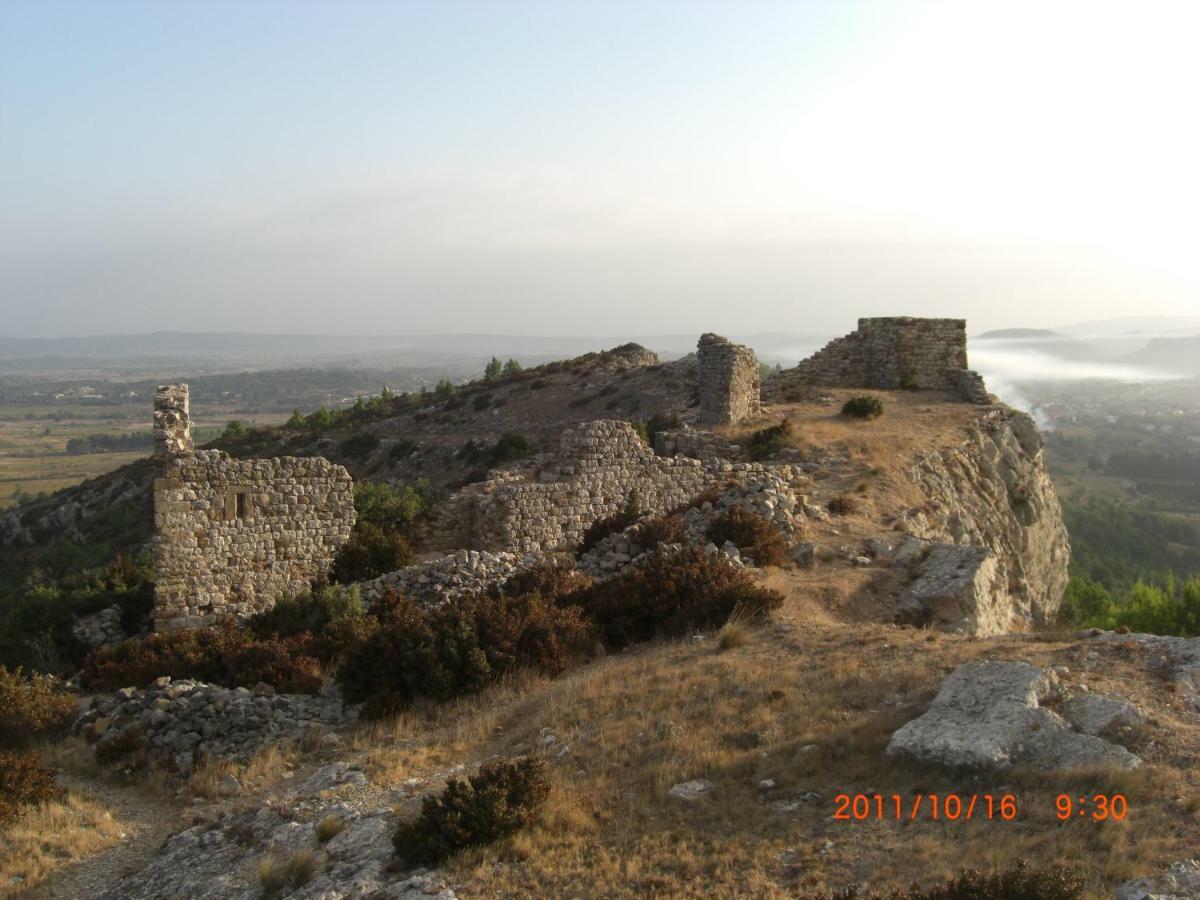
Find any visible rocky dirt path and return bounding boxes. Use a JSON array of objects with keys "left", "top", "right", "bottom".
[{"left": 26, "top": 774, "right": 185, "bottom": 900}]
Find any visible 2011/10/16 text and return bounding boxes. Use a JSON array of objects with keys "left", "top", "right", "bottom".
[{"left": 834, "top": 793, "right": 1018, "bottom": 821}]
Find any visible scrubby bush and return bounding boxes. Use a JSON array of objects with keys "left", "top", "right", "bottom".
[
  {"left": 247, "top": 586, "right": 368, "bottom": 664},
  {"left": 636, "top": 513, "right": 685, "bottom": 548},
  {"left": 393, "top": 757, "right": 549, "bottom": 864},
  {"left": 841, "top": 395, "right": 884, "bottom": 419},
  {"left": 352, "top": 481, "right": 433, "bottom": 534},
  {"left": 0, "top": 553, "right": 155, "bottom": 674},
  {"left": 336, "top": 590, "right": 593, "bottom": 717},
  {"left": 562, "top": 546, "right": 783, "bottom": 648},
  {"left": 746, "top": 420, "right": 794, "bottom": 461},
  {"left": 828, "top": 494, "right": 859, "bottom": 516},
  {"left": 706, "top": 506, "right": 789, "bottom": 567},
  {"left": 81, "top": 624, "right": 322, "bottom": 694},
  {"left": 832, "top": 858, "right": 1083, "bottom": 899},
  {"left": 579, "top": 513, "right": 629, "bottom": 554},
  {"left": 498, "top": 560, "right": 592, "bottom": 601},
  {"left": 0, "top": 666, "right": 76, "bottom": 749},
  {"left": 339, "top": 432, "right": 380, "bottom": 460},
  {"left": 329, "top": 522, "right": 415, "bottom": 583},
  {"left": 0, "top": 751, "right": 60, "bottom": 825}
]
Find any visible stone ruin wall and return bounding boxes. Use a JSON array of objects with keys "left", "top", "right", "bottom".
[
  {"left": 151, "top": 385, "right": 355, "bottom": 630},
  {"left": 698, "top": 333, "right": 761, "bottom": 426},
  {"left": 154, "top": 383, "right": 193, "bottom": 456},
  {"left": 764, "top": 317, "right": 992, "bottom": 403},
  {"left": 424, "top": 420, "right": 718, "bottom": 554}
]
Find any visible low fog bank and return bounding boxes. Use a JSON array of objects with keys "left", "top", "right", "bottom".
[{"left": 971, "top": 347, "right": 1184, "bottom": 429}]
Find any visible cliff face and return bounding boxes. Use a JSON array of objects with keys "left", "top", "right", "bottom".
[{"left": 901, "top": 407, "right": 1070, "bottom": 632}]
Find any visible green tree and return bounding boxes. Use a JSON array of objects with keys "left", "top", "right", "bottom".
[
  {"left": 435, "top": 378, "right": 457, "bottom": 400},
  {"left": 502, "top": 359, "right": 523, "bottom": 377},
  {"left": 222, "top": 419, "right": 247, "bottom": 439},
  {"left": 286, "top": 409, "right": 305, "bottom": 429},
  {"left": 484, "top": 357, "right": 503, "bottom": 382},
  {"left": 308, "top": 407, "right": 335, "bottom": 433}
]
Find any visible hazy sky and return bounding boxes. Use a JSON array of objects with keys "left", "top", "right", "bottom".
[{"left": 2, "top": 0, "right": 1197, "bottom": 338}]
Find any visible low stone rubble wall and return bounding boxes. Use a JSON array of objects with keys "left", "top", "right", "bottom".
[{"left": 75, "top": 677, "right": 352, "bottom": 775}]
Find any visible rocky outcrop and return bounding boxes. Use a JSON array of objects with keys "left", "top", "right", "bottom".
[
  {"left": 902, "top": 408, "right": 1070, "bottom": 631},
  {"left": 92, "top": 762, "right": 458, "bottom": 900},
  {"left": 1116, "top": 860, "right": 1200, "bottom": 900},
  {"left": 887, "top": 660, "right": 1140, "bottom": 771}
]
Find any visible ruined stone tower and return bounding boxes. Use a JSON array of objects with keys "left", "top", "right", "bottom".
[
  {"left": 153, "top": 383, "right": 192, "bottom": 459},
  {"left": 151, "top": 384, "right": 355, "bottom": 630},
  {"left": 698, "top": 333, "right": 761, "bottom": 427}
]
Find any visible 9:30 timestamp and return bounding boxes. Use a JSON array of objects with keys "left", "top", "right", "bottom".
[{"left": 1055, "top": 793, "right": 1129, "bottom": 821}]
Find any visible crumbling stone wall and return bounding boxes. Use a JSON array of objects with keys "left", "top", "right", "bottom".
[
  {"left": 154, "top": 384, "right": 193, "bottom": 458},
  {"left": 765, "top": 317, "right": 991, "bottom": 402},
  {"left": 698, "top": 333, "right": 761, "bottom": 426},
  {"left": 151, "top": 385, "right": 355, "bottom": 630},
  {"left": 425, "top": 420, "right": 717, "bottom": 554},
  {"left": 154, "top": 451, "right": 355, "bottom": 629}
]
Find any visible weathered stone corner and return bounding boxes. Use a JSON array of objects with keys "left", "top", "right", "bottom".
[
  {"left": 154, "top": 383, "right": 193, "bottom": 459},
  {"left": 697, "top": 333, "right": 761, "bottom": 427}
]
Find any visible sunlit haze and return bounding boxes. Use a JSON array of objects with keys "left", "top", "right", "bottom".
[{"left": 2, "top": 0, "right": 1197, "bottom": 338}]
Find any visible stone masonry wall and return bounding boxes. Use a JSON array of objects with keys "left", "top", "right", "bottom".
[
  {"left": 698, "top": 333, "right": 761, "bottom": 426},
  {"left": 424, "top": 420, "right": 716, "bottom": 554},
  {"left": 154, "top": 383, "right": 193, "bottom": 458},
  {"left": 765, "top": 317, "right": 991, "bottom": 403},
  {"left": 153, "top": 449, "right": 355, "bottom": 630}
]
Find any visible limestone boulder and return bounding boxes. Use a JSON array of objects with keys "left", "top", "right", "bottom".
[{"left": 887, "top": 660, "right": 1140, "bottom": 771}]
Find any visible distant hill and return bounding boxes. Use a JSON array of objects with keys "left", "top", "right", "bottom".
[
  {"left": 1121, "top": 334, "right": 1200, "bottom": 375},
  {"left": 973, "top": 328, "right": 1110, "bottom": 363},
  {"left": 977, "top": 328, "right": 1063, "bottom": 340}
]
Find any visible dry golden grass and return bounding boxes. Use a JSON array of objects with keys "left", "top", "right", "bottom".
[
  {"left": 341, "top": 590, "right": 1200, "bottom": 898},
  {"left": 187, "top": 743, "right": 298, "bottom": 800},
  {"left": 0, "top": 792, "right": 125, "bottom": 897}
]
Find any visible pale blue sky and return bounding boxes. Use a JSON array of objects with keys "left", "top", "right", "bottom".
[{"left": 2, "top": 0, "right": 1197, "bottom": 337}]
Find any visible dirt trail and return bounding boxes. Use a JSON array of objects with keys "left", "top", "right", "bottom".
[{"left": 25, "top": 774, "right": 184, "bottom": 900}]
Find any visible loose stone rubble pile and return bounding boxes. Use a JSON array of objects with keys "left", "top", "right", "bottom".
[
  {"left": 357, "top": 549, "right": 543, "bottom": 605},
  {"left": 75, "top": 678, "right": 353, "bottom": 774},
  {"left": 72, "top": 604, "right": 129, "bottom": 649}
]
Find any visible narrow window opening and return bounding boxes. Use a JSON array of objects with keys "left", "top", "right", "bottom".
[{"left": 234, "top": 491, "right": 248, "bottom": 519}]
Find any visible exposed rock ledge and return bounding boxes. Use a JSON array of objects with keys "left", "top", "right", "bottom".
[{"left": 903, "top": 408, "right": 1070, "bottom": 633}]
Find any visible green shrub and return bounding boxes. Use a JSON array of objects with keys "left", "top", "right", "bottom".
[
  {"left": 746, "top": 420, "right": 794, "bottom": 461},
  {"left": 393, "top": 757, "right": 549, "bottom": 864},
  {"left": 0, "top": 666, "right": 76, "bottom": 749},
  {"left": 0, "top": 751, "right": 60, "bottom": 825},
  {"left": 247, "top": 586, "right": 368, "bottom": 664},
  {"left": 706, "top": 506, "right": 789, "bottom": 567},
  {"left": 562, "top": 546, "right": 783, "bottom": 648},
  {"left": 491, "top": 432, "right": 530, "bottom": 465},
  {"left": 352, "top": 481, "right": 433, "bottom": 534},
  {"left": 841, "top": 395, "right": 884, "bottom": 419},
  {"left": 330, "top": 522, "right": 415, "bottom": 583},
  {"left": 81, "top": 624, "right": 322, "bottom": 694},
  {"left": 0, "top": 553, "right": 155, "bottom": 674},
  {"left": 472, "top": 394, "right": 492, "bottom": 411},
  {"left": 336, "top": 590, "right": 592, "bottom": 716}
]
